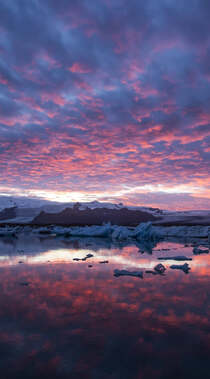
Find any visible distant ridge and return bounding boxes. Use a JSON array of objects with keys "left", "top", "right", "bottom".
[{"left": 32, "top": 204, "right": 157, "bottom": 226}]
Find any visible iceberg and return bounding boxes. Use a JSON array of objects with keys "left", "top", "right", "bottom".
[
  {"left": 53, "top": 222, "right": 159, "bottom": 242},
  {"left": 1, "top": 221, "right": 208, "bottom": 247},
  {"left": 111, "top": 225, "right": 131, "bottom": 240},
  {"left": 154, "top": 225, "right": 210, "bottom": 238},
  {"left": 132, "top": 222, "right": 158, "bottom": 241},
  {"left": 54, "top": 224, "right": 112, "bottom": 238},
  {"left": 69, "top": 224, "right": 112, "bottom": 238}
]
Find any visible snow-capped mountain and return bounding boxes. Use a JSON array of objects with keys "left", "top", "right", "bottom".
[{"left": 0, "top": 195, "right": 209, "bottom": 225}]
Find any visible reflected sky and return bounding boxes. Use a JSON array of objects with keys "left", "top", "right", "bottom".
[{"left": 0, "top": 237, "right": 210, "bottom": 378}]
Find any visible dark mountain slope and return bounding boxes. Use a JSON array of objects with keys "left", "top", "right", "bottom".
[
  {"left": 0, "top": 207, "right": 17, "bottom": 221},
  {"left": 32, "top": 206, "right": 158, "bottom": 226}
]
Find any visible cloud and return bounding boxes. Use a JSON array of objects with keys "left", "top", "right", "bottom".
[{"left": 0, "top": 0, "right": 209, "bottom": 209}]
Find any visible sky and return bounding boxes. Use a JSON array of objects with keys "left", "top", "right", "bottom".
[{"left": 0, "top": 0, "right": 209, "bottom": 210}]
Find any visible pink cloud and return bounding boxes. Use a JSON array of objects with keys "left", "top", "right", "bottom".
[{"left": 68, "top": 62, "right": 91, "bottom": 74}]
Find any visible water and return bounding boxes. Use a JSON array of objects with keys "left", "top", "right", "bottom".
[{"left": 0, "top": 235, "right": 209, "bottom": 378}]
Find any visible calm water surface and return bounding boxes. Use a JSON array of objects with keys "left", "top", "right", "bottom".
[{"left": 0, "top": 235, "right": 209, "bottom": 378}]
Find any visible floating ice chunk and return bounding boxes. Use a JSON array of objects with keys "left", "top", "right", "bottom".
[
  {"left": 158, "top": 256, "right": 192, "bottom": 261},
  {"left": 193, "top": 247, "right": 209, "bottom": 255},
  {"left": 32, "top": 226, "right": 52, "bottom": 234},
  {"left": 111, "top": 226, "right": 131, "bottom": 240},
  {"left": 154, "top": 263, "right": 166, "bottom": 274},
  {"left": 54, "top": 222, "right": 161, "bottom": 241},
  {"left": 154, "top": 225, "right": 210, "bottom": 238},
  {"left": 53, "top": 226, "right": 71, "bottom": 236},
  {"left": 68, "top": 224, "right": 112, "bottom": 238},
  {"left": 132, "top": 222, "right": 158, "bottom": 241},
  {"left": 170, "top": 263, "right": 190, "bottom": 273},
  {"left": 19, "top": 282, "right": 30, "bottom": 286},
  {"left": 0, "top": 227, "right": 17, "bottom": 237},
  {"left": 73, "top": 253, "right": 94, "bottom": 262},
  {"left": 114, "top": 269, "right": 143, "bottom": 278},
  {"left": 145, "top": 270, "right": 158, "bottom": 275}
]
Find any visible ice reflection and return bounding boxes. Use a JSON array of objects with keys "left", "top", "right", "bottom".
[{"left": 0, "top": 236, "right": 209, "bottom": 378}]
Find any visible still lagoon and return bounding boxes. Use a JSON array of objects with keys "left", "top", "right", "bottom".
[{"left": 0, "top": 235, "right": 209, "bottom": 378}]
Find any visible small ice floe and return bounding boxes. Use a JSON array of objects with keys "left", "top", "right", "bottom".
[
  {"left": 114, "top": 269, "right": 143, "bottom": 278},
  {"left": 145, "top": 270, "right": 158, "bottom": 275},
  {"left": 73, "top": 253, "right": 94, "bottom": 262},
  {"left": 170, "top": 263, "right": 190, "bottom": 273},
  {"left": 154, "top": 263, "right": 166, "bottom": 274},
  {"left": 158, "top": 256, "right": 192, "bottom": 261},
  {"left": 193, "top": 247, "right": 209, "bottom": 255},
  {"left": 99, "top": 260, "right": 109, "bottom": 264},
  {"left": 0, "top": 229, "right": 16, "bottom": 237},
  {"left": 19, "top": 282, "right": 29, "bottom": 286}
]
